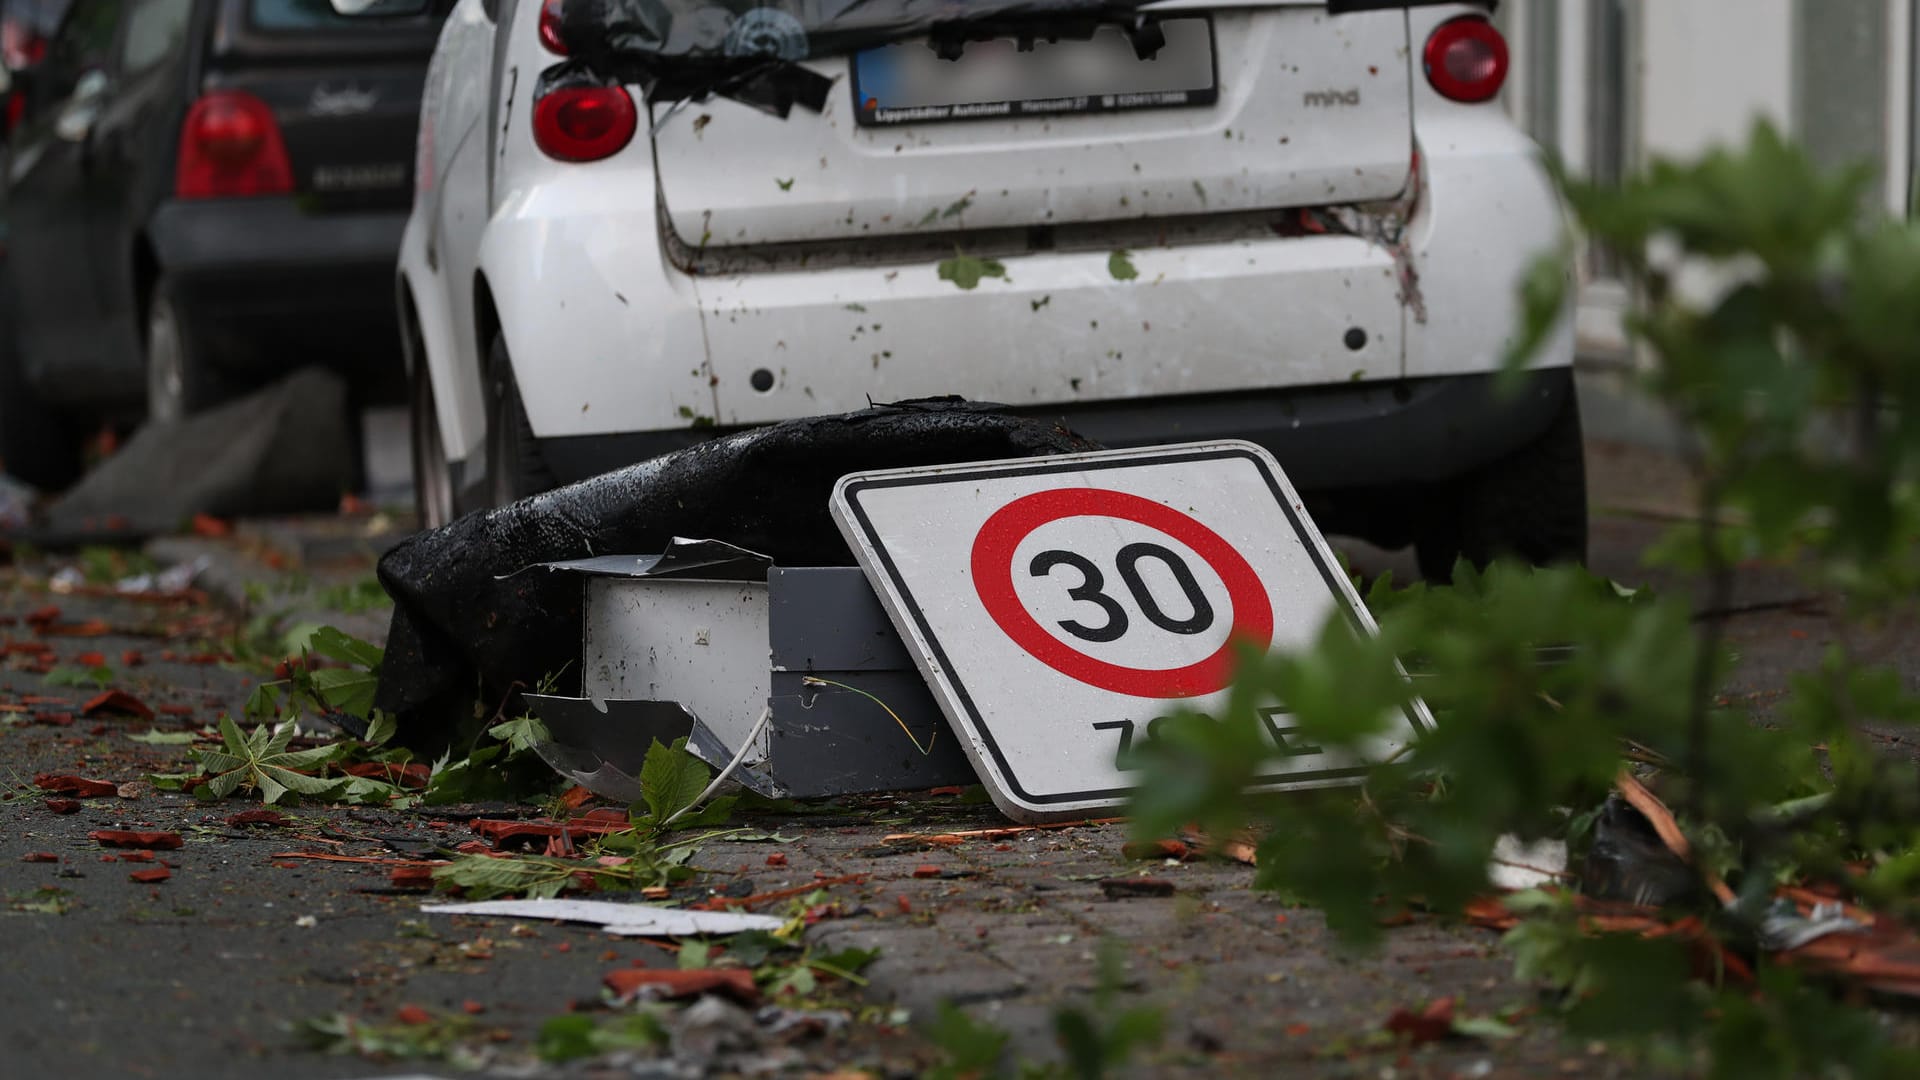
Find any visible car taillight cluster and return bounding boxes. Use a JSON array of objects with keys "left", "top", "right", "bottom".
[
  {"left": 539, "top": 0, "right": 566, "bottom": 54},
  {"left": 175, "top": 90, "right": 294, "bottom": 199},
  {"left": 532, "top": 85, "right": 637, "bottom": 163},
  {"left": 1423, "top": 16, "right": 1509, "bottom": 104}
]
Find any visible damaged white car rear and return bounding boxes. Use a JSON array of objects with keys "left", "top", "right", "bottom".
[{"left": 388, "top": 0, "right": 1580, "bottom": 577}]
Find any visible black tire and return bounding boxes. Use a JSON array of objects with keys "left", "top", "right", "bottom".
[
  {"left": 0, "top": 285, "right": 81, "bottom": 491},
  {"left": 409, "top": 360, "right": 455, "bottom": 529},
  {"left": 145, "top": 274, "right": 228, "bottom": 423},
  {"left": 1416, "top": 388, "right": 1589, "bottom": 582},
  {"left": 483, "top": 333, "right": 556, "bottom": 509}
]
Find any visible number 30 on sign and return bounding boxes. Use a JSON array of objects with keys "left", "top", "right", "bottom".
[{"left": 832, "top": 442, "right": 1433, "bottom": 823}]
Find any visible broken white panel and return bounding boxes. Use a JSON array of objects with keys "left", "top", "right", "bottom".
[
  {"left": 1487, "top": 835, "right": 1569, "bottom": 891},
  {"left": 422, "top": 898, "right": 783, "bottom": 936}
]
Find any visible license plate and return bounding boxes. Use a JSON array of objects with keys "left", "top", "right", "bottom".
[{"left": 850, "top": 17, "right": 1217, "bottom": 127}]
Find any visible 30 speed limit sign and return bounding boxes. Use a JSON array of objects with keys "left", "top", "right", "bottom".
[{"left": 831, "top": 441, "right": 1433, "bottom": 823}]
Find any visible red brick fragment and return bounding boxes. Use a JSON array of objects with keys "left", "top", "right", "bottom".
[
  {"left": 461, "top": 1001, "right": 486, "bottom": 1015},
  {"left": 911, "top": 865, "right": 941, "bottom": 879},
  {"left": 224, "top": 809, "right": 289, "bottom": 827},
  {"left": 156, "top": 704, "right": 194, "bottom": 717},
  {"left": 121, "top": 851, "right": 156, "bottom": 863},
  {"left": 34, "top": 712, "right": 73, "bottom": 727},
  {"left": 89, "top": 830, "right": 183, "bottom": 850},
  {"left": 24, "top": 605, "right": 60, "bottom": 626},
  {"left": 339, "top": 761, "right": 430, "bottom": 788},
  {"left": 394, "top": 1004, "right": 432, "bottom": 1026},
  {"left": 20, "top": 853, "right": 58, "bottom": 863},
  {"left": 1384, "top": 997, "right": 1455, "bottom": 1046},
  {"left": 389, "top": 866, "right": 437, "bottom": 889},
  {"left": 603, "top": 967, "right": 760, "bottom": 1004},
  {"left": 765, "top": 852, "right": 788, "bottom": 867},
  {"left": 190, "top": 513, "right": 232, "bottom": 538},
  {"left": 82, "top": 690, "right": 153, "bottom": 722},
  {"left": 44, "top": 798, "right": 82, "bottom": 814},
  {"left": 121, "top": 650, "right": 145, "bottom": 667},
  {"left": 896, "top": 895, "right": 912, "bottom": 914},
  {"left": 35, "top": 774, "right": 118, "bottom": 797},
  {"left": 129, "top": 867, "right": 171, "bottom": 884}
]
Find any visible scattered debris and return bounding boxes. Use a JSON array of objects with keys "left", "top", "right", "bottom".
[
  {"left": 89, "top": 830, "right": 183, "bottom": 850},
  {"left": 422, "top": 898, "right": 783, "bottom": 937},
  {"left": 1099, "top": 877, "right": 1176, "bottom": 899},
  {"left": 35, "top": 774, "right": 118, "bottom": 797},
  {"left": 373, "top": 402, "right": 1095, "bottom": 753},
  {"left": 129, "top": 867, "right": 171, "bottom": 884},
  {"left": 1488, "top": 835, "right": 1569, "bottom": 891},
  {"left": 604, "top": 967, "right": 760, "bottom": 1005},
  {"left": 81, "top": 689, "right": 153, "bottom": 722}
]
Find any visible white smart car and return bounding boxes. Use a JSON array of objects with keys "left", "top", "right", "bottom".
[{"left": 373, "top": 0, "right": 1580, "bottom": 578}]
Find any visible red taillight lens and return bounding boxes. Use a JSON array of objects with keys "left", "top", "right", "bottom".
[
  {"left": 532, "top": 86, "right": 636, "bottom": 163},
  {"left": 538, "top": 0, "right": 567, "bottom": 55},
  {"left": 1423, "top": 17, "right": 1509, "bottom": 104},
  {"left": 175, "top": 91, "right": 294, "bottom": 199}
]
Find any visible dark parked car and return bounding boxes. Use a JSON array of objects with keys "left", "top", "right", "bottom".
[{"left": 0, "top": 0, "right": 446, "bottom": 490}]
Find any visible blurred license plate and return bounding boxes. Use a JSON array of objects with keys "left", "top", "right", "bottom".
[{"left": 851, "top": 18, "right": 1216, "bottom": 127}]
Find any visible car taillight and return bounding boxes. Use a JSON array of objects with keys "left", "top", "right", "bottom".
[
  {"left": 175, "top": 91, "right": 294, "bottom": 199},
  {"left": 1423, "top": 17, "right": 1509, "bottom": 104},
  {"left": 538, "top": 0, "right": 566, "bottom": 54},
  {"left": 532, "top": 86, "right": 636, "bottom": 163}
]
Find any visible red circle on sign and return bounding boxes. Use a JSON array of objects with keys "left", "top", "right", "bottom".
[{"left": 970, "top": 488, "right": 1274, "bottom": 698}]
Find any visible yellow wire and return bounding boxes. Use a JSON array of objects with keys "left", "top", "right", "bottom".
[{"left": 800, "top": 676, "right": 938, "bottom": 756}]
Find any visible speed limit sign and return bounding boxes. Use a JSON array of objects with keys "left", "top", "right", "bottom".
[{"left": 831, "top": 441, "right": 1433, "bottom": 823}]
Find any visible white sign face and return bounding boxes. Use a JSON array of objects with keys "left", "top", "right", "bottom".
[{"left": 831, "top": 441, "right": 1433, "bottom": 823}]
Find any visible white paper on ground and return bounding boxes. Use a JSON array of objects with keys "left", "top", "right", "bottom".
[
  {"left": 1488, "top": 835, "right": 1570, "bottom": 891},
  {"left": 421, "top": 898, "right": 783, "bottom": 936}
]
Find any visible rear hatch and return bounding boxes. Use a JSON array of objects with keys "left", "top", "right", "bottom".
[
  {"left": 201, "top": 0, "right": 445, "bottom": 211},
  {"left": 651, "top": 2, "right": 1412, "bottom": 248}
]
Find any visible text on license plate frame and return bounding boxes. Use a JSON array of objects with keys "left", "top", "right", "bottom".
[{"left": 850, "top": 18, "right": 1218, "bottom": 128}]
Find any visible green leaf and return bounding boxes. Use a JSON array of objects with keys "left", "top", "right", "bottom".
[
  {"left": 43, "top": 665, "right": 115, "bottom": 689},
  {"left": 129, "top": 729, "right": 199, "bottom": 745},
  {"left": 308, "top": 626, "right": 384, "bottom": 671},
  {"left": 639, "top": 738, "right": 710, "bottom": 823},
  {"left": 364, "top": 710, "right": 398, "bottom": 747},
  {"left": 488, "top": 714, "right": 551, "bottom": 756},
  {"left": 936, "top": 252, "right": 1007, "bottom": 291},
  {"left": 925, "top": 1003, "right": 1010, "bottom": 1080},
  {"left": 1107, "top": 249, "right": 1139, "bottom": 281},
  {"left": 308, "top": 667, "right": 379, "bottom": 720}
]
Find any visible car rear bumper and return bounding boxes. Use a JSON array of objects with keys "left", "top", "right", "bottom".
[
  {"left": 531, "top": 368, "right": 1574, "bottom": 499},
  {"left": 147, "top": 198, "right": 406, "bottom": 389}
]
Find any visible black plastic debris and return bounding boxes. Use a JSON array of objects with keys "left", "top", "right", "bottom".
[
  {"left": 552, "top": 0, "right": 1473, "bottom": 115},
  {"left": 1578, "top": 794, "right": 1700, "bottom": 907},
  {"left": 373, "top": 400, "right": 1096, "bottom": 749}
]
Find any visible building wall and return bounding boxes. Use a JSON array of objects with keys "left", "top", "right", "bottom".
[{"left": 1495, "top": 0, "right": 1916, "bottom": 357}]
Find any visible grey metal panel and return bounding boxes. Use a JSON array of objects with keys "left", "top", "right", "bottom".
[
  {"left": 768, "top": 566, "right": 918, "bottom": 672},
  {"left": 765, "top": 672, "right": 976, "bottom": 798}
]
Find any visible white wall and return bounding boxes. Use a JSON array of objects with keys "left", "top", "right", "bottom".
[{"left": 1637, "top": 0, "right": 1795, "bottom": 160}]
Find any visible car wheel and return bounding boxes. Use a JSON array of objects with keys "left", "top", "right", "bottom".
[
  {"left": 0, "top": 291, "right": 80, "bottom": 491},
  {"left": 1415, "top": 389, "right": 1588, "bottom": 582},
  {"left": 483, "top": 333, "right": 556, "bottom": 509},
  {"left": 145, "top": 275, "right": 226, "bottom": 424},
  {"left": 409, "top": 361, "right": 455, "bottom": 529}
]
